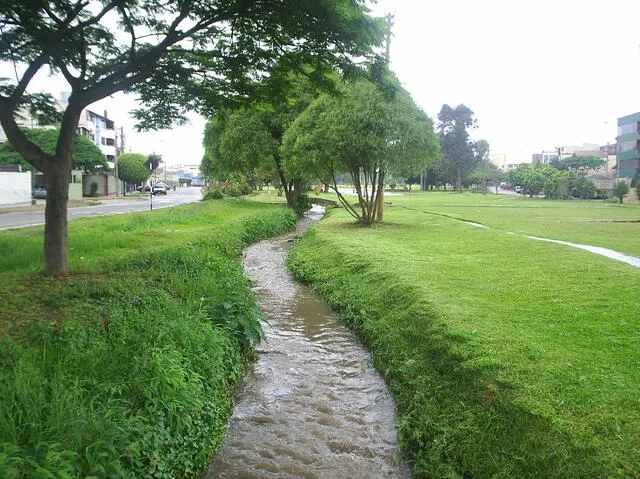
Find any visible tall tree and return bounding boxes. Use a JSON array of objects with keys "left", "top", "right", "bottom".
[
  {"left": 283, "top": 80, "right": 438, "bottom": 224},
  {"left": 388, "top": 96, "right": 440, "bottom": 189},
  {"left": 203, "top": 73, "right": 318, "bottom": 209},
  {"left": 437, "top": 104, "right": 477, "bottom": 191},
  {"left": 473, "top": 139, "right": 491, "bottom": 164},
  {"left": 0, "top": 0, "right": 382, "bottom": 276}
]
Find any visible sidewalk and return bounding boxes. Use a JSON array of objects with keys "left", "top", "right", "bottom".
[{"left": 0, "top": 196, "right": 136, "bottom": 214}]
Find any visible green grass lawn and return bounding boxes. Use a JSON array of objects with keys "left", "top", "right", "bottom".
[
  {"left": 310, "top": 189, "right": 640, "bottom": 256},
  {"left": 288, "top": 192, "right": 639, "bottom": 478},
  {"left": 0, "top": 199, "right": 296, "bottom": 478}
]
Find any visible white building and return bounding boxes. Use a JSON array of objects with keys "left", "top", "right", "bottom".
[{"left": 0, "top": 93, "right": 125, "bottom": 198}]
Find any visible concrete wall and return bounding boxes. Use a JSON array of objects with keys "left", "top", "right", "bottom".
[
  {"left": 0, "top": 171, "right": 32, "bottom": 205},
  {"left": 83, "top": 173, "right": 119, "bottom": 197}
]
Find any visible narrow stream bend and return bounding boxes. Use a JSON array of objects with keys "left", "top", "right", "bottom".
[{"left": 205, "top": 206, "right": 411, "bottom": 478}]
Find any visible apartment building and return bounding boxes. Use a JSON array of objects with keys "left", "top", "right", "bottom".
[
  {"left": 616, "top": 112, "right": 640, "bottom": 184},
  {"left": 0, "top": 94, "right": 125, "bottom": 198}
]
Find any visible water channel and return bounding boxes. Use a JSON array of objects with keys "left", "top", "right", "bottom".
[{"left": 204, "top": 207, "right": 411, "bottom": 478}]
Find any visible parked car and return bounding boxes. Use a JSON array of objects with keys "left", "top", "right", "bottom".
[
  {"left": 136, "top": 185, "right": 151, "bottom": 192},
  {"left": 32, "top": 186, "right": 47, "bottom": 199}
]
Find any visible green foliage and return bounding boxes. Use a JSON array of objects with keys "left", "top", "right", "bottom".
[
  {"left": 613, "top": 181, "right": 630, "bottom": 203},
  {"left": 144, "top": 153, "right": 162, "bottom": 171},
  {"left": 509, "top": 163, "right": 599, "bottom": 200},
  {"left": 288, "top": 197, "right": 639, "bottom": 478},
  {"left": 573, "top": 176, "right": 597, "bottom": 199},
  {"left": 1, "top": 0, "right": 383, "bottom": 276},
  {"left": 0, "top": 128, "right": 108, "bottom": 172},
  {"left": 203, "top": 185, "right": 225, "bottom": 200},
  {"left": 293, "top": 193, "right": 312, "bottom": 217},
  {"left": 117, "top": 153, "right": 150, "bottom": 185},
  {"left": 469, "top": 160, "right": 503, "bottom": 194},
  {"left": 201, "top": 72, "right": 320, "bottom": 208},
  {"left": 0, "top": 201, "right": 297, "bottom": 477},
  {"left": 636, "top": 184, "right": 640, "bottom": 201},
  {"left": 550, "top": 155, "right": 606, "bottom": 172},
  {"left": 282, "top": 79, "right": 438, "bottom": 224},
  {"left": 201, "top": 291, "right": 265, "bottom": 354},
  {"left": 89, "top": 181, "right": 99, "bottom": 197},
  {"left": 437, "top": 104, "right": 478, "bottom": 190},
  {"left": 226, "top": 179, "right": 252, "bottom": 197}
]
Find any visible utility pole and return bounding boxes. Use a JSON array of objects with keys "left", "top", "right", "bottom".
[{"left": 375, "top": 12, "right": 394, "bottom": 223}]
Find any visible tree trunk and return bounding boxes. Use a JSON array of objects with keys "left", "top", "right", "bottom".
[
  {"left": 375, "top": 171, "right": 384, "bottom": 222},
  {"left": 273, "top": 153, "right": 298, "bottom": 208},
  {"left": 43, "top": 106, "right": 82, "bottom": 276},
  {"left": 43, "top": 161, "right": 71, "bottom": 276}
]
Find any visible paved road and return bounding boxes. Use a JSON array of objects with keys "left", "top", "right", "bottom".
[{"left": 0, "top": 187, "right": 204, "bottom": 230}]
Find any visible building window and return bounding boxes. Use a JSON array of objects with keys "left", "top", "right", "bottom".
[
  {"left": 618, "top": 122, "right": 639, "bottom": 136},
  {"left": 619, "top": 140, "right": 637, "bottom": 153}
]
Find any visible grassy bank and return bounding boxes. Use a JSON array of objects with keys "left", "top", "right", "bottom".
[
  {"left": 288, "top": 196, "right": 639, "bottom": 478},
  {"left": 0, "top": 199, "right": 296, "bottom": 478}
]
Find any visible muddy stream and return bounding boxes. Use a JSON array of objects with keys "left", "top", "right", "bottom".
[{"left": 204, "top": 207, "right": 411, "bottom": 478}]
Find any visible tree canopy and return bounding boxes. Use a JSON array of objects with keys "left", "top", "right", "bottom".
[
  {"left": 437, "top": 104, "right": 478, "bottom": 191},
  {"left": 282, "top": 79, "right": 439, "bottom": 224},
  {"left": 549, "top": 155, "right": 606, "bottom": 173},
  {"left": 116, "top": 153, "right": 150, "bottom": 186},
  {"left": 469, "top": 160, "right": 503, "bottom": 195},
  {"left": 507, "top": 163, "right": 598, "bottom": 199},
  {"left": 202, "top": 72, "right": 320, "bottom": 209},
  {"left": 0, "top": 128, "right": 107, "bottom": 172},
  {"left": 0, "top": 0, "right": 383, "bottom": 275}
]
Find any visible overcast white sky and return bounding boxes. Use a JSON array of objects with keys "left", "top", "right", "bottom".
[
  {"left": 373, "top": 0, "right": 640, "bottom": 161},
  {"left": 4, "top": 0, "right": 640, "bottom": 166}
]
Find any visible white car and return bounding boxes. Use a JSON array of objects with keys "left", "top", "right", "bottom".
[{"left": 152, "top": 184, "right": 167, "bottom": 195}]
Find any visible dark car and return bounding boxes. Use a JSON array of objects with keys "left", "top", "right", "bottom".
[{"left": 32, "top": 186, "right": 47, "bottom": 199}]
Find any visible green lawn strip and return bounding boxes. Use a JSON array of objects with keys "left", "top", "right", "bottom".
[
  {"left": 0, "top": 199, "right": 296, "bottom": 478},
  {"left": 390, "top": 191, "right": 640, "bottom": 257},
  {"left": 307, "top": 190, "right": 640, "bottom": 257},
  {"left": 288, "top": 207, "right": 639, "bottom": 478}
]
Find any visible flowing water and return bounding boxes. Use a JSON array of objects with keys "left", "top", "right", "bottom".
[{"left": 204, "top": 207, "right": 411, "bottom": 479}]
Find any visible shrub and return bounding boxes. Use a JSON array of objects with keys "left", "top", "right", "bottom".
[
  {"left": 293, "top": 193, "right": 311, "bottom": 217},
  {"left": 613, "top": 181, "right": 630, "bottom": 203},
  {"left": 203, "top": 186, "right": 224, "bottom": 200}
]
